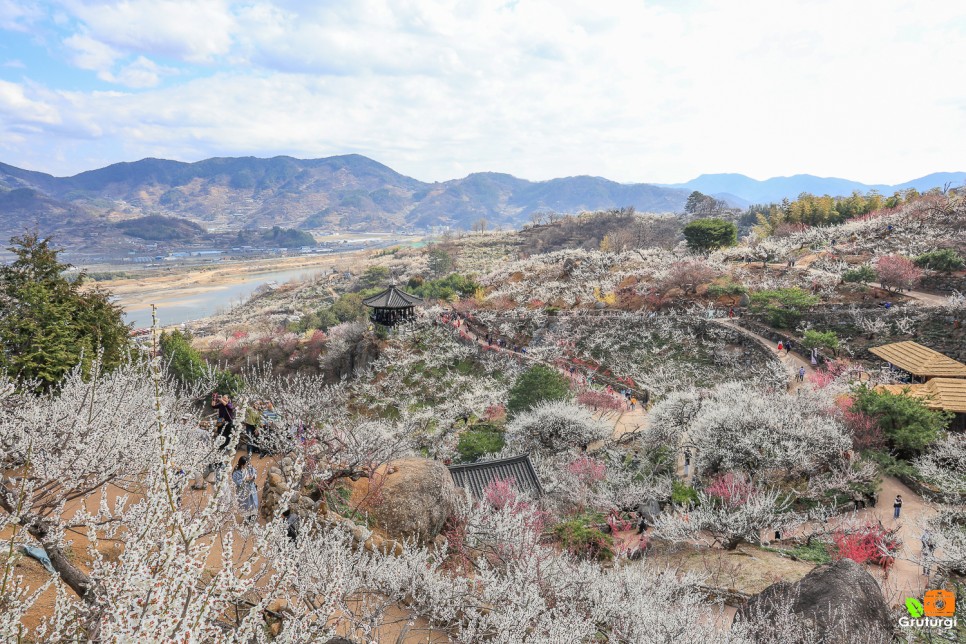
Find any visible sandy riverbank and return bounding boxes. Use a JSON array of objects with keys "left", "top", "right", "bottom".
[{"left": 98, "top": 252, "right": 373, "bottom": 314}]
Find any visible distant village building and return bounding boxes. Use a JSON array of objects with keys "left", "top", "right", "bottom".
[{"left": 447, "top": 455, "right": 543, "bottom": 501}]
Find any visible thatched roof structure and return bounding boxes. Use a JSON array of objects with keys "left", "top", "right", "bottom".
[
  {"left": 877, "top": 378, "right": 966, "bottom": 414},
  {"left": 868, "top": 341, "right": 966, "bottom": 379}
]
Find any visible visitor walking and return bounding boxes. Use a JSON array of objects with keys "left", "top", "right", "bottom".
[
  {"left": 777, "top": 341, "right": 784, "bottom": 353},
  {"left": 683, "top": 449, "right": 691, "bottom": 477},
  {"left": 798, "top": 366, "right": 805, "bottom": 382},
  {"left": 284, "top": 508, "right": 300, "bottom": 541},
  {"left": 232, "top": 456, "right": 259, "bottom": 523},
  {"left": 893, "top": 494, "right": 902, "bottom": 519},
  {"left": 921, "top": 530, "right": 935, "bottom": 576},
  {"left": 630, "top": 397, "right": 637, "bottom": 411}
]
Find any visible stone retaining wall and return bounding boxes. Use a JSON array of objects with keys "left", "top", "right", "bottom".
[{"left": 920, "top": 272, "right": 966, "bottom": 294}]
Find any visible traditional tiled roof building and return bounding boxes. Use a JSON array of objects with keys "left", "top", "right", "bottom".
[{"left": 448, "top": 455, "right": 543, "bottom": 501}]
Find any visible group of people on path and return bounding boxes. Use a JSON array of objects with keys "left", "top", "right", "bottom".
[{"left": 186, "top": 392, "right": 270, "bottom": 524}]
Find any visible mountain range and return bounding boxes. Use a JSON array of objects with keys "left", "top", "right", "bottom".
[
  {"left": 663, "top": 172, "right": 966, "bottom": 207},
  {"left": 0, "top": 155, "right": 962, "bottom": 246}
]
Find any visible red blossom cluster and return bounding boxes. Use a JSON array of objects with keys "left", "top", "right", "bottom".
[{"left": 833, "top": 521, "right": 901, "bottom": 565}]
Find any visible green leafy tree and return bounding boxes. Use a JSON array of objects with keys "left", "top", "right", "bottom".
[
  {"left": 842, "top": 265, "right": 876, "bottom": 284},
  {"left": 682, "top": 218, "right": 737, "bottom": 252},
  {"left": 915, "top": 249, "right": 964, "bottom": 273},
  {"left": 427, "top": 247, "right": 455, "bottom": 277},
  {"left": 0, "top": 234, "right": 130, "bottom": 390},
  {"left": 749, "top": 288, "right": 819, "bottom": 329},
  {"left": 684, "top": 191, "right": 707, "bottom": 214},
  {"left": 506, "top": 365, "right": 572, "bottom": 417},
  {"left": 358, "top": 266, "right": 390, "bottom": 290},
  {"left": 159, "top": 329, "right": 242, "bottom": 395},
  {"left": 802, "top": 329, "right": 839, "bottom": 354},
  {"left": 330, "top": 293, "right": 367, "bottom": 324},
  {"left": 851, "top": 387, "right": 950, "bottom": 458}
]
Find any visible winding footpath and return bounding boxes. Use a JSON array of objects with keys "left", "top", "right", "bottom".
[{"left": 448, "top": 303, "right": 942, "bottom": 607}]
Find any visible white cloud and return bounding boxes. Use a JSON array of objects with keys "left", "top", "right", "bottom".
[
  {"left": 0, "top": 79, "right": 61, "bottom": 125},
  {"left": 64, "top": 31, "right": 121, "bottom": 71},
  {"left": 60, "top": 0, "right": 235, "bottom": 62},
  {"left": 0, "top": 0, "right": 42, "bottom": 31},
  {"left": 1, "top": 0, "right": 964, "bottom": 184},
  {"left": 100, "top": 56, "right": 174, "bottom": 88}
]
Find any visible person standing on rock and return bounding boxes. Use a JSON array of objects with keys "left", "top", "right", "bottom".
[{"left": 893, "top": 494, "right": 902, "bottom": 519}]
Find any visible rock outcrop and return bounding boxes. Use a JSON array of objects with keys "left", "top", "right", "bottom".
[
  {"left": 350, "top": 457, "right": 460, "bottom": 544},
  {"left": 261, "top": 455, "right": 322, "bottom": 520},
  {"left": 734, "top": 558, "right": 894, "bottom": 643}
]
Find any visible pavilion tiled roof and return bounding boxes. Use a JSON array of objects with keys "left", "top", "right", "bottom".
[
  {"left": 448, "top": 454, "right": 543, "bottom": 501},
  {"left": 868, "top": 341, "right": 966, "bottom": 378},
  {"left": 362, "top": 285, "right": 423, "bottom": 309},
  {"left": 877, "top": 378, "right": 966, "bottom": 414}
]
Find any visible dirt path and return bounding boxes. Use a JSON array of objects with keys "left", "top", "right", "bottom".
[
  {"left": 853, "top": 475, "right": 938, "bottom": 606},
  {"left": 712, "top": 315, "right": 940, "bottom": 606},
  {"left": 867, "top": 283, "right": 950, "bottom": 307},
  {"left": 713, "top": 318, "right": 814, "bottom": 390}
]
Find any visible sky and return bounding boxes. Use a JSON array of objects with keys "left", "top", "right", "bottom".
[{"left": 0, "top": 0, "right": 964, "bottom": 184}]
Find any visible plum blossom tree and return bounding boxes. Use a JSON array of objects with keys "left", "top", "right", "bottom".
[
  {"left": 505, "top": 400, "right": 611, "bottom": 455},
  {"left": 654, "top": 476, "right": 797, "bottom": 550},
  {"left": 874, "top": 254, "right": 923, "bottom": 293}
]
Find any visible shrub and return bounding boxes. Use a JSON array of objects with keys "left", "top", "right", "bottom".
[
  {"left": 915, "top": 248, "right": 964, "bottom": 273},
  {"left": 749, "top": 288, "right": 819, "bottom": 329},
  {"left": 506, "top": 365, "right": 572, "bottom": 417},
  {"left": 833, "top": 521, "right": 901, "bottom": 565},
  {"left": 553, "top": 515, "right": 615, "bottom": 561},
  {"left": 706, "top": 279, "right": 747, "bottom": 297},
  {"left": 456, "top": 429, "right": 505, "bottom": 463},
  {"left": 682, "top": 218, "right": 738, "bottom": 252},
  {"left": 671, "top": 479, "right": 699, "bottom": 505},
  {"left": 842, "top": 265, "right": 876, "bottom": 284},
  {"left": 414, "top": 274, "right": 480, "bottom": 301}
]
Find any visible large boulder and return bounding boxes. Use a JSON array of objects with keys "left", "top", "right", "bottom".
[
  {"left": 734, "top": 559, "right": 893, "bottom": 643},
  {"left": 350, "top": 458, "right": 459, "bottom": 545}
]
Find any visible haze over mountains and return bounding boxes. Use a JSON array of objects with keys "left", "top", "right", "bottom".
[{"left": 0, "top": 155, "right": 962, "bottom": 244}]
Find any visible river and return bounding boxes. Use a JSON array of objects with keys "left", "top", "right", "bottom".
[{"left": 121, "top": 265, "right": 335, "bottom": 328}]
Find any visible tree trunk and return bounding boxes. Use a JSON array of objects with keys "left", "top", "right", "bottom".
[{"left": 0, "top": 490, "right": 98, "bottom": 602}]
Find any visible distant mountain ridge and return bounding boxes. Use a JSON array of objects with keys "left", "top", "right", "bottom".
[
  {"left": 0, "top": 155, "right": 962, "bottom": 245},
  {"left": 0, "top": 155, "right": 689, "bottom": 238},
  {"left": 664, "top": 172, "right": 966, "bottom": 205}
]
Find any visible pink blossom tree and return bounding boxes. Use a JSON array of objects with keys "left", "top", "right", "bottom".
[{"left": 875, "top": 254, "right": 923, "bottom": 292}]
